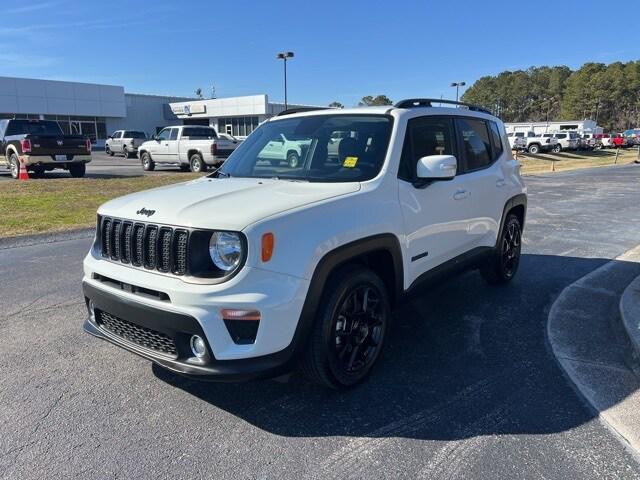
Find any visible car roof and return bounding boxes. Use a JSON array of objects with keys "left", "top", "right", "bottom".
[{"left": 269, "top": 104, "right": 499, "bottom": 122}]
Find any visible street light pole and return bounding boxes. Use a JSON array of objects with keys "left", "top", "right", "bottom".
[
  {"left": 450, "top": 81, "right": 466, "bottom": 103},
  {"left": 276, "top": 51, "right": 294, "bottom": 110}
]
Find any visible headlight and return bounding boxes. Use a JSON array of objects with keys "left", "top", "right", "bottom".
[{"left": 209, "top": 231, "right": 242, "bottom": 272}]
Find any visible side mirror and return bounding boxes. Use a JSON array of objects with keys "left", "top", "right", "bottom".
[{"left": 417, "top": 154, "right": 457, "bottom": 179}]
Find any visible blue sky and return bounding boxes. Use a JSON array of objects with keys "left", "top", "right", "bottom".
[{"left": 3, "top": 0, "right": 638, "bottom": 106}]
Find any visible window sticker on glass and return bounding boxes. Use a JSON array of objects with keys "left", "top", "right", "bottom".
[{"left": 343, "top": 156, "right": 358, "bottom": 168}]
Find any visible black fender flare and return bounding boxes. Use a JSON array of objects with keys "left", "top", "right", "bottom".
[
  {"left": 286, "top": 234, "right": 404, "bottom": 361},
  {"left": 495, "top": 193, "right": 527, "bottom": 248}
]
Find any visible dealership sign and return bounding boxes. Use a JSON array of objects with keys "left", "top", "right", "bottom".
[{"left": 171, "top": 104, "right": 207, "bottom": 115}]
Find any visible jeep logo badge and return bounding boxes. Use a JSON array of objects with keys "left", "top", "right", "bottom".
[
  {"left": 136, "top": 208, "right": 156, "bottom": 217},
  {"left": 57, "top": 140, "right": 63, "bottom": 146}
]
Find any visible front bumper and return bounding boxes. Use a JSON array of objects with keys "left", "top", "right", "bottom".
[
  {"left": 82, "top": 252, "right": 311, "bottom": 381},
  {"left": 83, "top": 282, "right": 295, "bottom": 381}
]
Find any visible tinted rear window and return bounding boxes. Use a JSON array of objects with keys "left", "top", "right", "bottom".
[
  {"left": 182, "top": 127, "right": 217, "bottom": 139},
  {"left": 5, "top": 120, "right": 63, "bottom": 136},
  {"left": 124, "top": 131, "right": 146, "bottom": 138}
]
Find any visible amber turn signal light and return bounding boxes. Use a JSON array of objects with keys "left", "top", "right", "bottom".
[
  {"left": 221, "top": 309, "right": 261, "bottom": 321},
  {"left": 261, "top": 233, "right": 274, "bottom": 262}
]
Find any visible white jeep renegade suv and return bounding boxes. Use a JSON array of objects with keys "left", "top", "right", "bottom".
[{"left": 82, "top": 99, "right": 526, "bottom": 389}]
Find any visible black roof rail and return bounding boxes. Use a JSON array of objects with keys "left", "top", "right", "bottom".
[
  {"left": 276, "top": 106, "right": 332, "bottom": 117},
  {"left": 394, "top": 98, "right": 492, "bottom": 115}
]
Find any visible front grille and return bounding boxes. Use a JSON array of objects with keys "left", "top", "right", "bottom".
[
  {"left": 100, "top": 217, "right": 189, "bottom": 276},
  {"left": 96, "top": 310, "right": 177, "bottom": 357}
]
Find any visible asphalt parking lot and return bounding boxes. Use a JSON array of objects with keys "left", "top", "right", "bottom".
[
  {"left": 0, "top": 150, "right": 190, "bottom": 181},
  {"left": 2, "top": 165, "right": 640, "bottom": 479}
]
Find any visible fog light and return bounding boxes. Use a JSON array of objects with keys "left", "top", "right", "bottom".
[{"left": 190, "top": 335, "right": 207, "bottom": 358}]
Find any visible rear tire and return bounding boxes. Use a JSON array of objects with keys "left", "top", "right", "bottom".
[
  {"left": 301, "top": 265, "right": 390, "bottom": 389},
  {"left": 480, "top": 214, "right": 522, "bottom": 284},
  {"left": 69, "top": 163, "right": 86, "bottom": 178},
  {"left": 122, "top": 147, "right": 129, "bottom": 158},
  {"left": 190, "top": 153, "right": 207, "bottom": 173},
  {"left": 527, "top": 144, "right": 540, "bottom": 154},
  {"left": 9, "top": 153, "right": 19, "bottom": 179},
  {"left": 141, "top": 152, "right": 155, "bottom": 171},
  {"left": 552, "top": 144, "right": 561, "bottom": 153},
  {"left": 287, "top": 151, "right": 300, "bottom": 168}
]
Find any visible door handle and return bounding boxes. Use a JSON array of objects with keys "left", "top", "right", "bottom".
[
  {"left": 453, "top": 189, "right": 470, "bottom": 200},
  {"left": 496, "top": 179, "right": 506, "bottom": 187}
]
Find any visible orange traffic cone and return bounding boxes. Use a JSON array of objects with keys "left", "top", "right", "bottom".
[{"left": 18, "top": 159, "right": 29, "bottom": 181}]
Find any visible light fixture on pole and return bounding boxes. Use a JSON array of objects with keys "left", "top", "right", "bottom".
[
  {"left": 276, "top": 51, "right": 294, "bottom": 110},
  {"left": 450, "top": 81, "right": 466, "bottom": 103}
]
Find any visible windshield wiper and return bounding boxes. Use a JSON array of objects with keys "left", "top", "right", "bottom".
[{"left": 213, "top": 170, "right": 231, "bottom": 178}]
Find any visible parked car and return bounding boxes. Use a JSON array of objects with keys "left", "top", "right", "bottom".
[
  {"left": 138, "top": 125, "right": 237, "bottom": 172},
  {"left": 541, "top": 132, "right": 579, "bottom": 152},
  {"left": 593, "top": 133, "right": 612, "bottom": 148},
  {"left": 506, "top": 132, "right": 527, "bottom": 151},
  {"left": 257, "top": 133, "right": 311, "bottom": 167},
  {"left": 610, "top": 133, "right": 628, "bottom": 148},
  {"left": 217, "top": 133, "right": 242, "bottom": 152},
  {"left": 105, "top": 130, "right": 147, "bottom": 158},
  {"left": 82, "top": 98, "right": 527, "bottom": 389},
  {"left": 513, "top": 131, "right": 558, "bottom": 154},
  {"left": 0, "top": 118, "right": 91, "bottom": 179}
]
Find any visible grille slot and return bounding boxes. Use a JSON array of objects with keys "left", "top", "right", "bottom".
[
  {"left": 100, "top": 217, "right": 189, "bottom": 276},
  {"left": 96, "top": 310, "right": 177, "bottom": 357}
]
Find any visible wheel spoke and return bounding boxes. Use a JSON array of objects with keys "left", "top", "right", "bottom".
[{"left": 347, "top": 343, "right": 361, "bottom": 371}]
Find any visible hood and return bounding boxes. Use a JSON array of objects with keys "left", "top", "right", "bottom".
[{"left": 97, "top": 177, "right": 361, "bottom": 231}]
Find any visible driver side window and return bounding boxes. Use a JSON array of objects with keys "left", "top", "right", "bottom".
[
  {"left": 398, "top": 116, "right": 457, "bottom": 181},
  {"left": 157, "top": 129, "right": 171, "bottom": 141}
]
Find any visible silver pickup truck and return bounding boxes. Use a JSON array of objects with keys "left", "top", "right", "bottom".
[
  {"left": 138, "top": 125, "right": 236, "bottom": 172},
  {"left": 105, "top": 130, "right": 147, "bottom": 158}
]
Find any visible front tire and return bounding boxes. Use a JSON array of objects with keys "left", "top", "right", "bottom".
[
  {"left": 480, "top": 214, "right": 522, "bottom": 284},
  {"left": 141, "top": 152, "right": 155, "bottom": 171},
  {"left": 528, "top": 144, "right": 540, "bottom": 154},
  {"left": 106, "top": 146, "right": 114, "bottom": 156},
  {"left": 69, "top": 163, "right": 86, "bottom": 178},
  {"left": 302, "top": 265, "right": 390, "bottom": 389},
  {"left": 552, "top": 144, "right": 561, "bottom": 153}
]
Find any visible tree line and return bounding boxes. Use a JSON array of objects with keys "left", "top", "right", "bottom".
[
  {"left": 461, "top": 61, "right": 640, "bottom": 132},
  {"left": 330, "top": 61, "right": 640, "bottom": 132}
]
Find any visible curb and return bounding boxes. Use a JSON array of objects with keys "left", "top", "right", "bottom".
[
  {"left": 621, "top": 276, "right": 640, "bottom": 366},
  {"left": 0, "top": 228, "right": 95, "bottom": 250},
  {"left": 548, "top": 245, "right": 640, "bottom": 456}
]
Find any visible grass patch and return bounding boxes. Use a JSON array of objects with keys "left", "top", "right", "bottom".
[
  {"left": 517, "top": 148, "right": 640, "bottom": 175},
  {"left": 0, "top": 174, "right": 200, "bottom": 237}
]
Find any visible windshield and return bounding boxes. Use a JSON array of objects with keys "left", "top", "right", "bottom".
[
  {"left": 216, "top": 114, "right": 393, "bottom": 182},
  {"left": 6, "top": 120, "right": 63, "bottom": 136}
]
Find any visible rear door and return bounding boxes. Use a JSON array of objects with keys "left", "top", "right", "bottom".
[
  {"left": 454, "top": 117, "right": 507, "bottom": 250},
  {"left": 398, "top": 115, "right": 472, "bottom": 284}
]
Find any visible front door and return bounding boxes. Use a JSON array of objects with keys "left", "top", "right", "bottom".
[
  {"left": 166, "top": 127, "right": 180, "bottom": 162},
  {"left": 398, "top": 116, "right": 473, "bottom": 286},
  {"left": 150, "top": 128, "right": 171, "bottom": 162}
]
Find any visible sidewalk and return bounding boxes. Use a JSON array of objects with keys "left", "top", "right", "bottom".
[{"left": 548, "top": 245, "right": 640, "bottom": 454}]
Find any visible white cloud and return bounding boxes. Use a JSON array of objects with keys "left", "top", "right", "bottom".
[{"left": 5, "top": 1, "right": 64, "bottom": 14}]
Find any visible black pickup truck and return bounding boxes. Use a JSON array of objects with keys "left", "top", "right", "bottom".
[{"left": 0, "top": 119, "right": 92, "bottom": 179}]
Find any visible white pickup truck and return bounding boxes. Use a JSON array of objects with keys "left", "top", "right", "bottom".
[
  {"left": 138, "top": 125, "right": 236, "bottom": 172},
  {"left": 513, "top": 131, "right": 559, "bottom": 154}
]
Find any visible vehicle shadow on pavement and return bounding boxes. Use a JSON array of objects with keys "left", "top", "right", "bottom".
[{"left": 153, "top": 253, "right": 637, "bottom": 441}]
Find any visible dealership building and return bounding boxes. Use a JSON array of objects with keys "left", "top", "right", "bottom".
[{"left": 0, "top": 76, "right": 315, "bottom": 146}]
